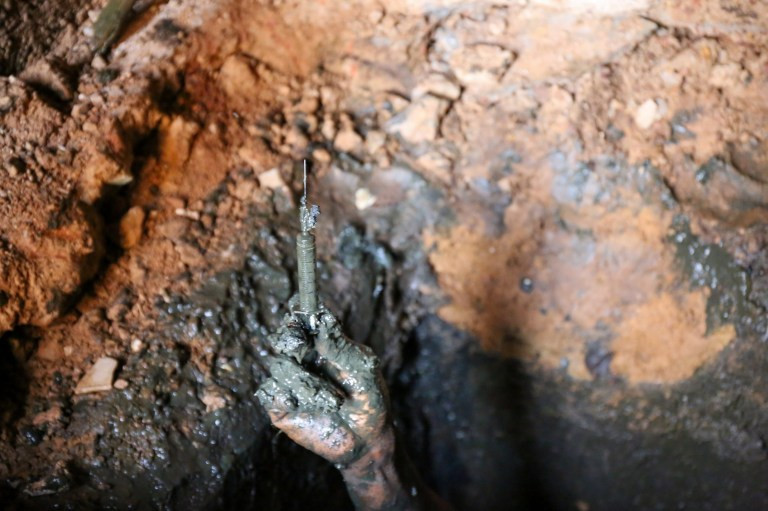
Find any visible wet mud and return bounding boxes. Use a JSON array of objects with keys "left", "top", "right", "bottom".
[{"left": 0, "top": 0, "right": 767, "bottom": 510}]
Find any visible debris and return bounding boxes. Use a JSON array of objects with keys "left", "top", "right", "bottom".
[
  {"left": 258, "top": 168, "right": 287, "bottom": 191},
  {"left": 355, "top": 188, "right": 377, "bottom": 210},
  {"left": 75, "top": 357, "right": 118, "bottom": 395},
  {"left": 113, "top": 378, "right": 129, "bottom": 390},
  {"left": 635, "top": 99, "right": 659, "bottom": 129},
  {"left": 201, "top": 388, "right": 227, "bottom": 413},
  {"left": 174, "top": 208, "right": 201, "bottom": 221},
  {"left": 413, "top": 74, "right": 462, "bottom": 100},
  {"left": 385, "top": 95, "right": 448, "bottom": 145},
  {"left": 19, "top": 58, "right": 73, "bottom": 101},
  {"left": 130, "top": 339, "right": 144, "bottom": 353},
  {"left": 32, "top": 406, "right": 62, "bottom": 426},
  {"left": 22, "top": 461, "right": 70, "bottom": 497},
  {"left": 119, "top": 206, "right": 145, "bottom": 249},
  {"left": 312, "top": 147, "right": 332, "bottom": 163},
  {"left": 364, "top": 130, "right": 387, "bottom": 153},
  {"left": 334, "top": 125, "right": 364, "bottom": 153}
]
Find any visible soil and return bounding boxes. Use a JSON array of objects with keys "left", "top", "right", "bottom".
[{"left": 0, "top": 0, "right": 766, "bottom": 510}]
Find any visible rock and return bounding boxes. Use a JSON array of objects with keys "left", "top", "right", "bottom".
[
  {"left": 119, "top": 206, "right": 145, "bottom": 249},
  {"left": 20, "top": 58, "right": 73, "bottom": 101},
  {"left": 130, "top": 339, "right": 144, "bottom": 353},
  {"left": 284, "top": 125, "right": 309, "bottom": 151},
  {"left": 32, "top": 406, "right": 62, "bottom": 426},
  {"left": 219, "top": 54, "right": 260, "bottom": 101},
  {"left": 106, "top": 173, "right": 133, "bottom": 186},
  {"left": 312, "top": 147, "right": 332, "bottom": 163},
  {"left": 22, "top": 461, "right": 70, "bottom": 497},
  {"left": 75, "top": 356, "right": 118, "bottom": 395},
  {"left": 355, "top": 188, "right": 377, "bottom": 210},
  {"left": 709, "top": 62, "right": 746, "bottom": 89},
  {"left": 449, "top": 43, "right": 514, "bottom": 88},
  {"left": 365, "top": 130, "right": 387, "bottom": 153},
  {"left": 174, "top": 208, "right": 201, "bottom": 221},
  {"left": 321, "top": 115, "right": 336, "bottom": 140},
  {"left": 413, "top": 74, "right": 462, "bottom": 100},
  {"left": 258, "top": 168, "right": 287, "bottom": 191},
  {"left": 113, "top": 378, "right": 128, "bottom": 390},
  {"left": 635, "top": 99, "right": 659, "bottom": 129},
  {"left": 91, "top": 55, "right": 106, "bottom": 70},
  {"left": 385, "top": 95, "right": 448, "bottom": 145},
  {"left": 201, "top": 388, "right": 227, "bottom": 413},
  {"left": 334, "top": 125, "right": 364, "bottom": 153}
]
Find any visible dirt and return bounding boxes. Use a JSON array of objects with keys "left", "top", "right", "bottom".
[{"left": 0, "top": 0, "right": 766, "bottom": 510}]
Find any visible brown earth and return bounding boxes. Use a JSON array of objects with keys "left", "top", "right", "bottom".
[{"left": 0, "top": 0, "right": 766, "bottom": 509}]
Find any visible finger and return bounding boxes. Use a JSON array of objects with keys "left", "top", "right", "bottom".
[
  {"left": 269, "top": 317, "right": 309, "bottom": 362},
  {"left": 256, "top": 377, "right": 297, "bottom": 419},
  {"left": 271, "top": 411, "right": 360, "bottom": 464},
  {"left": 315, "top": 312, "right": 381, "bottom": 400},
  {"left": 266, "top": 356, "right": 343, "bottom": 413}
]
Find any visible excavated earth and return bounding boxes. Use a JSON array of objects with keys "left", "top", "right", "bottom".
[{"left": 0, "top": 0, "right": 766, "bottom": 510}]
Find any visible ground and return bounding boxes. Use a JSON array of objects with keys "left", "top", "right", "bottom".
[{"left": 0, "top": 0, "right": 766, "bottom": 510}]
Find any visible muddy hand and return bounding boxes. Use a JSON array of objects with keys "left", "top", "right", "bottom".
[{"left": 256, "top": 312, "right": 391, "bottom": 467}]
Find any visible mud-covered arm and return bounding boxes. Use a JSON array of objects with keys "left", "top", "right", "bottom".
[{"left": 256, "top": 311, "right": 449, "bottom": 510}]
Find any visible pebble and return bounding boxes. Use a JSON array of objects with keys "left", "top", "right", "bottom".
[
  {"left": 75, "top": 356, "right": 118, "bottom": 395},
  {"left": 32, "top": 406, "right": 62, "bottom": 426},
  {"left": 91, "top": 55, "right": 106, "bottom": 70},
  {"left": 130, "top": 339, "right": 144, "bottom": 352},
  {"left": 312, "top": 147, "right": 331, "bottom": 163},
  {"left": 201, "top": 389, "right": 227, "bottom": 413},
  {"left": 119, "top": 206, "right": 145, "bottom": 249},
  {"left": 113, "top": 379, "right": 129, "bottom": 390},
  {"left": 634, "top": 99, "right": 659, "bottom": 129},
  {"left": 386, "top": 95, "right": 447, "bottom": 144},
  {"left": 365, "top": 130, "right": 387, "bottom": 153},
  {"left": 258, "top": 168, "right": 287, "bottom": 191},
  {"left": 174, "top": 208, "right": 201, "bottom": 221},
  {"left": 355, "top": 188, "right": 377, "bottom": 210},
  {"left": 334, "top": 125, "right": 364, "bottom": 153}
]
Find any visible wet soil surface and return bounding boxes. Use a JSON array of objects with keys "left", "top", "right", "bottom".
[{"left": 1, "top": 0, "right": 767, "bottom": 510}]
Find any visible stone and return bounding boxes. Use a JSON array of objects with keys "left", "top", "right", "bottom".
[
  {"left": 413, "top": 74, "right": 462, "bottom": 100},
  {"left": 201, "top": 388, "right": 227, "bottom": 413},
  {"left": 385, "top": 95, "right": 448, "bottom": 145},
  {"left": 119, "top": 206, "right": 145, "bottom": 249},
  {"left": 258, "top": 168, "right": 287, "bottom": 191},
  {"left": 113, "top": 379, "right": 129, "bottom": 390},
  {"left": 32, "top": 406, "right": 62, "bottom": 426},
  {"left": 355, "top": 188, "right": 377, "bottom": 210},
  {"left": 219, "top": 55, "right": 260, "bottom": 101},
  {"left": 174, "top": 208, "right": 201, "bottom": 221},
  {"left": 75, "top": 356, "right": 118, "bottom": 395},
  {"left": 312, "top": 147, "right": 332, "bottom": 164},
  {"left": 130, "top": 339, "right": 144, "bottom": 353},
  {"left": 365, "top": 130, "right": 387, "bottom": 153},
  {"left": 635, "top": 99, "right": 659, "bottom": 130},
  {"left": 334, "top": 125, "right": 364, "bottom": 153}
]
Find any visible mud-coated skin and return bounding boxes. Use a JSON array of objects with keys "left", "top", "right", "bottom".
[{"left": 257, "top": 308, "right": 448, "bottom": 510}]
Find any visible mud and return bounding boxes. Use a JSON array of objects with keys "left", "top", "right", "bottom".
[{"left": 0, "top": 0, "right": 766, "bottom": 510}]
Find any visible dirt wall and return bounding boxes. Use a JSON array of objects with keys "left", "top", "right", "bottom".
[{"left": 0, "top": 0, "right": 766, "bottom": 509}]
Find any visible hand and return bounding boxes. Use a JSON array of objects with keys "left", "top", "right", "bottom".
[{"left": 256, "top": 311, "right": 391, "bottom": 467}]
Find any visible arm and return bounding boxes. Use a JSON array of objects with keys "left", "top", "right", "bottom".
[{"left": 256, "top": 311, "right": 449, "bottom": 510}]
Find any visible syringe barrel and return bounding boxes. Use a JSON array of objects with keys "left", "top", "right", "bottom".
[{"left": 296, "top": 232, "right": 318, "bottom": 315}]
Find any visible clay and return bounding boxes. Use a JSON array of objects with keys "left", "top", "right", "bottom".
[{"left": 0, "top": 0, "right": 766, "bottom": 510}]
